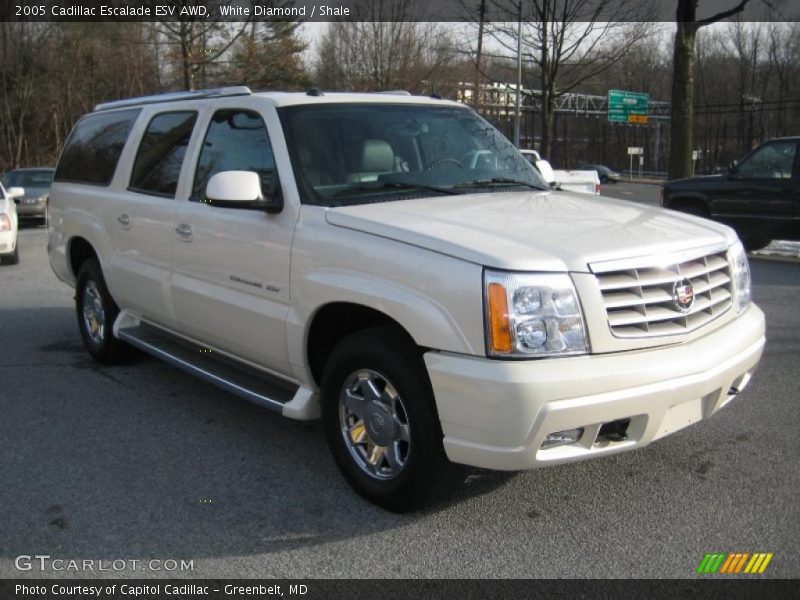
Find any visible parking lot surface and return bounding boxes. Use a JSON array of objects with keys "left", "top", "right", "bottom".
[{"left": 1, "top": 222, "right": 798, "bottom": 578}]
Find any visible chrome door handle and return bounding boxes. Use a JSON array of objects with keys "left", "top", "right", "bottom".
[
  {"left": 175, "top": 223, "right": 193, "bottom": 241},
  {"left": 117, "top": 213, "right": 131, "bottom": 228}
]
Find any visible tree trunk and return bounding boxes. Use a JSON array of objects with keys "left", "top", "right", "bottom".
[
  {"left": 540, "top": 105, "right": 550, "bottom": 157},
  {"left": 472, "top": 0, "right": 486, "bottom": 110},
  {"left": 668, "top": 21, "right": 697, "bottom": 180},
  {"left": 180, "top": 23, "right": 193, "bottom": 91},
  {"left": 540, "top": 91, "right": 555, "bottom": 157}
]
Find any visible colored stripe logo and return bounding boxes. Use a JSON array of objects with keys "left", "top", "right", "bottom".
[{"left": 696, "top": 552, "right": 773, "bottom": 574}]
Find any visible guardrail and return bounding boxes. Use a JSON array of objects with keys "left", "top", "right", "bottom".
[{"left": 621, "top": 169, "right": 667, "bottom": 179}]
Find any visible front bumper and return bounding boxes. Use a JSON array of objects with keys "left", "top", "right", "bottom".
[
  {"left": 425, "top": 304, "right": 765, "bottom": 470},
  {"left": 0, "top": 229, "right": 16, "bottom": 255}
]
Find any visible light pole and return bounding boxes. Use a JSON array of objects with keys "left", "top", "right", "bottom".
[{"left": 513, "top": 1, "right": 522, "bottom": 148}]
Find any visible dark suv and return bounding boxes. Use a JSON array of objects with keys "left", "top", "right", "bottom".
[{"left": 662, "top": 137, "right": 800, "bottom": 250}]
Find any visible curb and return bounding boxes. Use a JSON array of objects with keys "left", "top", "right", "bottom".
[{"left": 749, "top": 253, "right": 800, "bottom": 264}]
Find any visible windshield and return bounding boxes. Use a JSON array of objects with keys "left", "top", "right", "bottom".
[
  {"left": 278, "top": 103, "right": 549, "bottom": 206},
  {"left": 3, "top": 169, "right": 54, "bottom": 188}
]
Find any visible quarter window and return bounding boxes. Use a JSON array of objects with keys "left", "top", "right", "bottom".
[
  {"left": 54, "top": 109, "right": 140, "bottom": 186},
  {"left": 130, "top": 111, "right": 197, "bottom": 197},
  {"left": 192, "top": 109, "right": 276, "bottom": 201}
]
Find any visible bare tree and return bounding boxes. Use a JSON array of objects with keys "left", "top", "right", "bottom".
[
  {"left": 482, "top": 0, "right": 655, "bottom": 157},
  {"left": 313, "top": 0, "right": 454, "bottom": 93},
  {"left": 232, "top": 22, "right": 309, "bottom": 89},
  {"left": 0, "top": 23, "right": 160, "bottom": 168},
  {"left": 727, "top": 21, "right": 765, "bottom": 151},
  {"left": 667, "top": 0, "right": 751, "bottom": 180},
  {"left": 765, "top": 22, "right": 800, "bottom": 139},
  {"left": 146, "top": 1, "right": 249, "bottom": 90}
]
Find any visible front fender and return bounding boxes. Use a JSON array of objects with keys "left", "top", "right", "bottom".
[{"left": 287, "top": 212, "right": 486, "bottom": 384}]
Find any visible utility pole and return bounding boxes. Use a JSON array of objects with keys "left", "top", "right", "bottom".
[
  {"left": 513, "top": 1, "right": 522, "bottom": 147},
  {"left": 654, "top": 120, "right": 661, "bottom": 173},
  {"left": 472, "top": 0, "right": 487, "bottom": 110}
]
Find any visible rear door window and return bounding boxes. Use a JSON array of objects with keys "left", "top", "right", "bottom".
[
  {"left": 129, "top": 111, "right": 197, "bottom": 198},
  {"left": 54, "top": 109, "right": 140, "bottom": 186}
]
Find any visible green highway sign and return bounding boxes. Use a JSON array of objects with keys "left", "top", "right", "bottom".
[{"left": 608, "top": 90, "right": 649, "bottom": 124}]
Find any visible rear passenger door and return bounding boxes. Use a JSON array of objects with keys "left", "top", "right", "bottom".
[
  {"left": 106, "top": 110, "right": 198, "bottom": 328},
  {"left": 170, "top": 102, "right": 296, "bottom": 377}
]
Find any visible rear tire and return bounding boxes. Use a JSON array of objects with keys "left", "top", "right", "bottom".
[
  {"left": 75, "top": 258, "right": 132, "bottom": 364},
  {"left": 321, "top": 326, "right": 449, "bottom": 512}
]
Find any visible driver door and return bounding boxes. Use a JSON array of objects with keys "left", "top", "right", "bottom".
[
  {"left": 710, "top": 140, "right": 798, "bottom": 238},
  {"left": 170, "top": 102, "right": 296, "bottom": 377}
]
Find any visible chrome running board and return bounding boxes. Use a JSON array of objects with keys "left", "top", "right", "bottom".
[{"left": 117, "top": 322, "right": 297, "bottom": 413}]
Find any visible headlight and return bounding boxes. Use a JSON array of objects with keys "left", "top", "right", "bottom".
[
  {"left": 484, "top": 270, "right": 589, "bottom": 357},
  {"left": 728, "top": 240, "right": 751, "bottom": 313}
]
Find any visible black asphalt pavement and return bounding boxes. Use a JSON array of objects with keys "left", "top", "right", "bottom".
[{"left": 0, "top": 223, "right": 797, "bottom": 578}]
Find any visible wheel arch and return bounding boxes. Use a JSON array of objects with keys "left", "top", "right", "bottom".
[
  {"left": 305, "top": 302, "right": 422, "bottom": 387},
  {"left": 664, "top": 193, "right": 710, "bottom": 216},
  {"left": 67, "top": 236, "right": 99, "bottom": 278}
]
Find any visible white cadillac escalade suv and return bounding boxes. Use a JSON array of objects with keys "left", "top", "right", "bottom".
[{"left": 48, "top": 87, "right": 765, "bottom": 511}]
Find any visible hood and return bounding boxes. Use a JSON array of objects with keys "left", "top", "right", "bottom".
[
  {"left": 665, "top": 174, "right": 725, "bottom": 188},
  {"left": 325, "top": 191, "right": 736, "bottom": 272}
]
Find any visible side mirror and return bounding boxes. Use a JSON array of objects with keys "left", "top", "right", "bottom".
[
  {"left": 727, "top": 160, "right": 738, "bottom": 178},
  {"left": 205, "top": 171, "right": 283, "bottom": 214},
  {"left": 6, "top": 186, "right": 24, "bottom": 200}
]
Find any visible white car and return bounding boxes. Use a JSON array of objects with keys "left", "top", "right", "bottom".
[
  {"left": 0, "top": 183, "right": 22, "bottom": 265},
  {"left": 520, "top": 149, "right": 601, "bottom": 195},
  {"left": 48, "top": 88, "right": 764, "bottom": 511}
]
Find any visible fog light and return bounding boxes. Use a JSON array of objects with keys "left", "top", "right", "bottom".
[{"left": 541, "top": 427, "right": 584, "bottom": 449}]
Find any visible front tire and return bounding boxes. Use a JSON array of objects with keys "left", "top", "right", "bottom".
[
  {"left": 741, "top": 236, "right": 771, "bottom": 252},
  {"left": 321, "top": 326, "right": 448, "bottom": 512},
  {"left": 75, "top": 258, "right": 131, "bottom": 364}
]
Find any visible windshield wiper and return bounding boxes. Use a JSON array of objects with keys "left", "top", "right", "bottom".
[
  {"left": 455, "top": 177, "right": 549, "bottom": 191},
  {"left": 331, "top": 181, "right": 460, "bottom": 199}
]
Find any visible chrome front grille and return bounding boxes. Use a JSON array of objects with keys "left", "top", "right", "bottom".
[{"left": 592, "top": 248, "right": 733, "bottom": 338}]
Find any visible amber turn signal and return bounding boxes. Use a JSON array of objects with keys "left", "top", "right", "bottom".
[{"left": 487, "top": 282, "right": 513, "bottom": 353}]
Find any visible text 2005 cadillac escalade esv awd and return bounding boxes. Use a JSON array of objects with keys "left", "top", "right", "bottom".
[{"left": 48, "top": 88, "right": 765, "bottom": 511}]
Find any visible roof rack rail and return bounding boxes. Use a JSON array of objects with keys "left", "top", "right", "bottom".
[
  {"left": 378, "top": 90, "right": 412, "bottom": 96},
  {"left": 94, "top": 86, "right": 253, "bottom": 112}
]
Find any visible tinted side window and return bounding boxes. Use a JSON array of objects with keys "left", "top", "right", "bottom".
[
  {"left": 192, "top": 109, "right": 275, "bottom": 201},
  {"left": 130, "top": 111, "right": 197, "bottom": 197},
  {"left": 54, "top": 109, "right": 140, "bottom": 186},
  {"left": 738, "top": 141, "right": 797, "bottom": 179}
]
